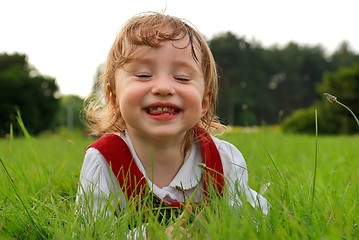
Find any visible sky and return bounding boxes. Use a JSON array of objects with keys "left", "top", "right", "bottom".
[{"left": 2, "top": 0, "right": 359, "bottom": 97}]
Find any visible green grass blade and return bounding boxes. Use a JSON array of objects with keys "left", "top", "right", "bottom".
[
  {"left": 311, "top": 110, "right": 318, "bottom": 214},
  {"left": 265, "top": 149, "right": 284, "bottom": 183},
  {"left": 9, "top": 124, "right": 14, "bottom": 151},
  {"left": 16, "top": 111, "right": 47, "bottom": 182},
  {"left": 0, "top": 157, "right": 46, "bottom": 239}
]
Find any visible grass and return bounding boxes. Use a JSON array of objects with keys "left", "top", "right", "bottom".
[{"left": 0, "top": 125, "right": 358, "bottom": 239}]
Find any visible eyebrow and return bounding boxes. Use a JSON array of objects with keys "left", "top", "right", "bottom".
[
  {"left": 173, "top": 61, "right": 202, "bottom": 75},
  {"left": 127, "top": 58, "right": 201, "bottom": 74},
  {"left": 123, "top": 59, "right": 152, "bottom": 71}
]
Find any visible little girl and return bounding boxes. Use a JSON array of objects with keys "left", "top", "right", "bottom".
[{"left": 77, "top": 12, "right": 268, "bottom": 224}]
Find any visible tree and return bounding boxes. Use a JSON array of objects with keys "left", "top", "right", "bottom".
[
  {"left": 317, "top": 63, "right": 359, "bottom": 133},
  {"left": 209, "top": 34, "right": 330, "bottom": 126},
  {"left": 329, "top": 41, "right": 359, "bottom": 69},
  {"left": 209, "top": 32, "right": 242, "bottom": 125},
  {"left": 268, "top": 42, "right": 329, "bottom": 116},
  {"left": 0, "top": 53, "right": 60, "bottom": 135},
  {"left": 209, "top": 32, "right": 268, "bottom": 125}
]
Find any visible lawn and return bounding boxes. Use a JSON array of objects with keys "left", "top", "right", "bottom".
[{"left": 0, "top": 126, "right": 358, "bottom": 239}]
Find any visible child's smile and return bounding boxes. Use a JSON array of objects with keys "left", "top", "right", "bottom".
[
  {"left": 113, "top": 36, "right": 210, "bottom": 143},
  {"left": 145, "top": 102, "right": 181, "bottom": 120}
]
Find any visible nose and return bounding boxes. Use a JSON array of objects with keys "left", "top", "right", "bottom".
[{"left": 151, "top": 75, "right": 176, "bottom": 96}]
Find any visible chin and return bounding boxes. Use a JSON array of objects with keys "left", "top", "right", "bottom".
[
  {"left": 151, "top": 131, "right": 181, "bottom": 139},
  {"left": 147, "top": 127, "right": 186, "bottom": 140}
]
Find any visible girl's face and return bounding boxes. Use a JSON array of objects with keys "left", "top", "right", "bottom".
[{"left": 113, "top": 37, "right": 210, "bottom": 143}]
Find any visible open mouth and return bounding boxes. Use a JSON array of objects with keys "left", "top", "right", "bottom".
[{"left": 146, "top": 106, "right": 180, "bottom": 116}]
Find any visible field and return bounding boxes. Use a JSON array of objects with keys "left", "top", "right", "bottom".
[{"left": 0, "top": 126, "right": 358, "bottom": 239}]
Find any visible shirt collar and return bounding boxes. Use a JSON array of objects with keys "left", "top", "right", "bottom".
[
  {"left": 168, "top": 141, "right": 202, "bottom": 190},
  {"left": 118, "top": 132, "right": 203, "bottom": 190}
]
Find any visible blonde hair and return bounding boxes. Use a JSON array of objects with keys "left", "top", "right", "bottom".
[{"left": 85, "top": 12, "right": 225, "bottom": 152}]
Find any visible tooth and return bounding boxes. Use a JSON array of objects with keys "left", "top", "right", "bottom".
[
  {"left": 163, "top": 107, "right": 168, "bottom": 111},
  {"left": 163, "top": 113, "right": 169, "bottom": 115},
  {"left": 157, "top": 107, "right": 162, "bottom": 111}
]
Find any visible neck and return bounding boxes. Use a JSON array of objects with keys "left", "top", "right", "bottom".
[{"left": 127, "top": 131, "right": 186, "bottom": 188}]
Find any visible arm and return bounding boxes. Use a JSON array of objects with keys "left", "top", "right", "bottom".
[
  {"left": 76, "top": 148, "right": 148, "bottom": 239},
  {"left": 76, "top": 147, "right": 125, "bottom": 220}
]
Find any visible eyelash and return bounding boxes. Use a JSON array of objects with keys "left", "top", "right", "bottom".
[
  {"left": 174, "top": 76, "right": 190, "bottom": 82},
  {"left": 134, "top": 73, "right": 190, "bottom": 82},
  {"left": 135, "top": 73, "right": 152, "bottom": 79}
]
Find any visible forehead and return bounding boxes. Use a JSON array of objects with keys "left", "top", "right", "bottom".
[{"left": 124, "top": 33, "right": 202, "bottom": 66}]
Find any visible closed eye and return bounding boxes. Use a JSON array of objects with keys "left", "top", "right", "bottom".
[
  {"left": 135, "top": 73, "right": 152, "bottom": 79},
  {"left": 174, "top": 76, "right": 190, "bottom": 82}
]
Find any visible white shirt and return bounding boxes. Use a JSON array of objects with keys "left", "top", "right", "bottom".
[{"left": 76, "top": 132, "right": 268, "bottom": 216}]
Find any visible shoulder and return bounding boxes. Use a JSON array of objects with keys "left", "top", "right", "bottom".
[
  {"left": 210, "top": 135, "right": 247, "bottom": 176},
  {"left": 211, "top": 135, "right": 246, "bottom": 165},
  {"left": 86, "top": 133, "right": 133, "bottom": 161},
  {"left": 83, "top": 133, "right": 126, "bottom": 175},
  {"left": 80, "top": 147, "right": 112, "bottom": 179},
  {"left": 87, "top": 133, "right": 126, "bottom": 152}
]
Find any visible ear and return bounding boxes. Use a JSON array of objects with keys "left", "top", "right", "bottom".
[{"left": 201, "top": 91, "right": 211, "bottom": 117}]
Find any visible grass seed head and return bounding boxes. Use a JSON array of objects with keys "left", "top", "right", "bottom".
[
  {"left": 323, "top": 92, "right": 359, "bottom": 127},
  {"left": 323, "top": 93, "right": 337, "bottom": 103},
  {"left": 197, "top": 163, "right": 208, "bottom": 171}
]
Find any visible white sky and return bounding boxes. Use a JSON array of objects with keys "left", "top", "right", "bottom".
[{"left": 2, "top": 0, "right": 359, "bottom": 97}]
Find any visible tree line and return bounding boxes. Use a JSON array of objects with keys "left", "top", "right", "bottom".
[
  {"left": 1, "top": 31, "right": 358, "bottom": 136},
  {"left": 210, "top": 32, "right": 359, "bottom": 128}
]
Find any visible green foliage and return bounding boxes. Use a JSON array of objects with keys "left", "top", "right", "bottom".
[
  {"left": 208, "top": 33, "right": 338, "bottom": 126},
  {"left": 281, "top": 108, "right": 317, "bottom": 134},
  {"left": 0, "top": 53, "right": 60, "bottom": 135},
  {"left": 329, "top": 41, "right": 359, "bottom": 68},
  {"left": 210, "top": 32, "right": 271, "bottom": 125},
  {"left": 282, "top": 63, "right": 359, "bottom": 134},
  {"left": 271, "top": 43, "right": 329, "bottom": 115}
]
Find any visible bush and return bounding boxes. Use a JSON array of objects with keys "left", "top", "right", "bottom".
[
  {"left": 282, "top": 103, "right": 357, "bottom": 134},
  {"left": 281, "top": 108, "right": 317, "bottom": 134}
]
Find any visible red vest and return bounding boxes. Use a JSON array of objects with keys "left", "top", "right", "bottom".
[{"left": 87, "top": 127, "right": 224, "bottom": 209}]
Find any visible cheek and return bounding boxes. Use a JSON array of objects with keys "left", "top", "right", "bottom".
[
  {"left": 116, "top": 86, "right": 144, "bottom": 116},
  {"left": 185, "top": 89, "right": 205, "bottom": 113}
]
